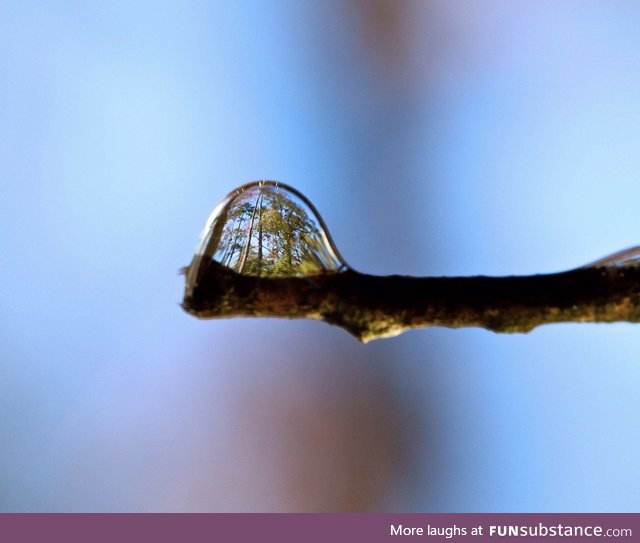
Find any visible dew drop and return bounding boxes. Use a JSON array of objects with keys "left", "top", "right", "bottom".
[
  {"left": 185, "top": 181, "right": 349, "bottom": 292},
  {"left": 581, "top": 245, "right": 640, "bottom": 269}
]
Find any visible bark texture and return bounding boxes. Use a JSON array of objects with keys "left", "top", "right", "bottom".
[{"left": 182, "top": 260, "right": 640, "bottom": 343}]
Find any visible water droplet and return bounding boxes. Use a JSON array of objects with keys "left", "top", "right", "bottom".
[
  {"left": 581, "top": 245, "right": 640, "bottom": 268},
  {"left": 185, "top": 181, "right": 348, "bottom": 289}
]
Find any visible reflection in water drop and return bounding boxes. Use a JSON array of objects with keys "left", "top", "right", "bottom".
[
  {"left": 582, "top": 245, "right": 640, "bottom": 268},
  {"left": 188, "top": 181, "right": 348, "bottom": 283}
]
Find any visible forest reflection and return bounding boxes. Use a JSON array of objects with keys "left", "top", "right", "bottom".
[{"left": 212, "top": 183, "right": 345, "bottom": 277}]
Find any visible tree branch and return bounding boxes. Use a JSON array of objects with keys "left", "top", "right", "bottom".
[{"left": 181, "top": 260, "right": 640, "bottom": 343}]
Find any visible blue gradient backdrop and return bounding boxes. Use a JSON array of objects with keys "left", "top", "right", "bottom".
[{"left": 1, "top": 2, "right": 639, "bottom": 511}]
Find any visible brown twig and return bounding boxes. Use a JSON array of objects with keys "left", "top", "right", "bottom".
[{"left": 181, "top": 260, "right": 640, "bottom": 343}]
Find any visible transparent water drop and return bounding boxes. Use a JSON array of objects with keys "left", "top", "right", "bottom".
[
  {"left": 185, "top": 181, "right": 348, "bottom": 289},
  {"left": 581, "top": 245, "right": 640, "bottom": 268}
]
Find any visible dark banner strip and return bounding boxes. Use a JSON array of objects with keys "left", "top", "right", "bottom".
[{"left": 0, "top": 513, "right": 637, "bottom": 542}]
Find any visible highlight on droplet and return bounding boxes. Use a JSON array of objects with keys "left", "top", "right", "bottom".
[
  {"left": 581, "top": 245, "right": 640, "bottom": 269},
  {"left": 184, "top": 181, "right": 349, "bottom": 293}
]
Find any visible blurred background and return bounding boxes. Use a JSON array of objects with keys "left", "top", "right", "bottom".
[{"left": 1, "top": 1, "right": 640, "bottom": 511}]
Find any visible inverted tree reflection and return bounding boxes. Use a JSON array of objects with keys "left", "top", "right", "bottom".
[{"left": 212, "top": 183, "right": 345, "bottom": 277}]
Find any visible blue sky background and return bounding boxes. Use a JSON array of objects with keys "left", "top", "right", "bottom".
[{"left": 1, "top": 1, "right": 639, "bottom": 511}]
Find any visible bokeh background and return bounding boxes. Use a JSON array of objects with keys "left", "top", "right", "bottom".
[{"left": 2, "top": 1, "right": 640, "bottom": 511}]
